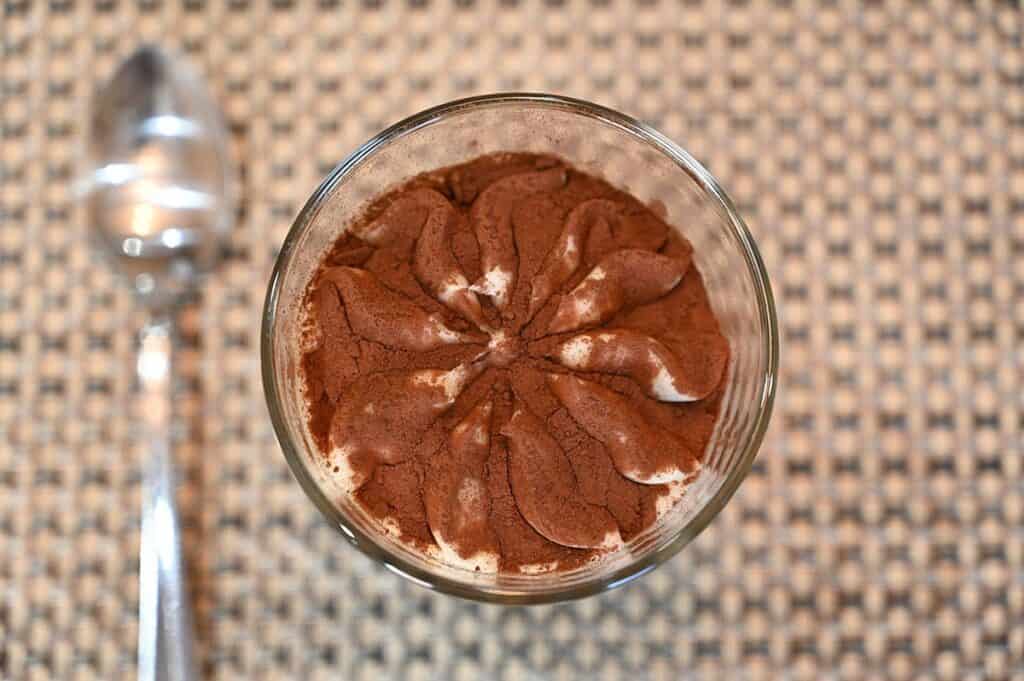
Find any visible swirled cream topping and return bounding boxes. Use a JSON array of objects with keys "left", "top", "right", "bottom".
[{"left": 300, "top": 153, "right": 729, "bottom": 574}]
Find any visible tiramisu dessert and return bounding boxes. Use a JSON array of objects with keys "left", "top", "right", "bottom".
[{"left": 299, "top": 153, "right": 729, "bottom": 574}]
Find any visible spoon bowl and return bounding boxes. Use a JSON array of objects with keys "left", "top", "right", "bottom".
[{"left": 85, "top": 46, "right": 235, "bottom": 304}]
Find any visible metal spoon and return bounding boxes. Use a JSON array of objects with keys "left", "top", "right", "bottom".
[{"left": 82, "top": 46, "right": 236, "bottom": 681}]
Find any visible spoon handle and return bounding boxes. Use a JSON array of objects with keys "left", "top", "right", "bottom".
[{"left": 136, "top": 317, "right": 199, "bottom": 681}]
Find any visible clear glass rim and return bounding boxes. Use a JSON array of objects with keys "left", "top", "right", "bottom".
[{"left": 261, "top": 93, "right": 779, "bottom": 604}]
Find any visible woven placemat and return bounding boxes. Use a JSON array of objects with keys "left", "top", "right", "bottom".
[{"left": 2, "top": 1, "right": 1023, "bottom": 679}]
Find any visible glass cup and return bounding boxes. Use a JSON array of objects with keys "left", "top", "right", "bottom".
[{"left": 262, "top": 94, "right": 778, "bottom": 603}]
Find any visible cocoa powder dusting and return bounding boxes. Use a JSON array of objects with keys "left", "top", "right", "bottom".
[{"left": 299, "top": 152, "right": 730, "bottom": 574}]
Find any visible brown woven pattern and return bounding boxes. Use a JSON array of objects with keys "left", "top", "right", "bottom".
[{"left": 2, "top": 1, "right": 1023, "bottom": 679}]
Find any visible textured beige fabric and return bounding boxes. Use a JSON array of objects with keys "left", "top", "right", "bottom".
[{"left": 2, "top": 1, "right": 1023, "bottom": 679}]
